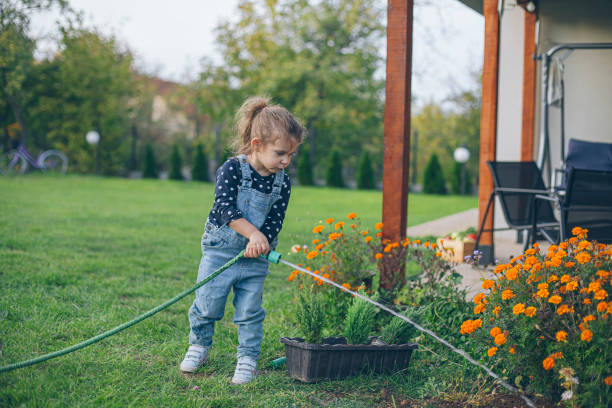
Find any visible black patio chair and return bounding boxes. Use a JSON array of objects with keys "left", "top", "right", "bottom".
[
  {"left": 553, "top": 138, "right": 612, "bottom": 191},
  {"left": 475, "top": 161, "right": 559, "bottom": 253},
  {"left": 537, "top": 167, "right": 612, "bottom": 244}
]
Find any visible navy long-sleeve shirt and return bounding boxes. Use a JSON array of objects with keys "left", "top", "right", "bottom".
[{"left": 208, "top": 158, "right": 291, "bottom": 242}]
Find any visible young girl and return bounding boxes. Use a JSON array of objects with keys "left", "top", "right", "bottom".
[{"left": 180, "top": 96, "right": 305, "bottom": 384}]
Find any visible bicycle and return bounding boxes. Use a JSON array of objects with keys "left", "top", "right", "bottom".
[{"left": 0, "top": 144, "right": 68, "bottom": 175}]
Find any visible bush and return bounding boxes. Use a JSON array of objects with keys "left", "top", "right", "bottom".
[
  {"left": 423, "top": 153, "right": 446, "bottom": 194},
  {"left": 191, "top": 143, "right": 209, "bottom": 182},
  {"left": 356, "top": 151, "right": 376, "bottom": 189},
  {"left": 325, "top": 150, "right": 344, "bottom": 188},
  {"left": 294, "top": 287, "right": 325, "bottom": 344},
  {"left": 450, "top": 161, "right": 472, "bottom": 195},
  {"left": 169, "top": 144, "right": 183, "bottom": 180},
  {"left": 459, "top": 227, "right": 611, "bottom": 406},
  {"left": 343, "top": 289, "right": 378, "bottom": 344},
  {"left": 142, "top": 144, "right": 158, "bottom": 179},
  {"left": 297, "top": 148, "right": 314, "bottom": 186},
  {"left": 379, "top": 316, "right": 413, "bottom": 344}
]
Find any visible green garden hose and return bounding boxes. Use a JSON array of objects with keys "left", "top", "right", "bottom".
[{"left": 0, "top": 249, "right": 263, "bottom": 374}]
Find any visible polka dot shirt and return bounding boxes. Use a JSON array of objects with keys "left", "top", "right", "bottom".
[{"left": 208, "top": 158, "right": 291, "bottom": 242}]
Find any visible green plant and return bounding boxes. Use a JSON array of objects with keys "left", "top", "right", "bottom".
[
  {"left": 191, "top": 143, "right": 209, "bottom": 182},
  {"left": 356, "top": 151, "right": 375, "bottom": 189},
  {"left": 343, "top": 289, "right": 378, "bottom": 344},
  {"left": 169, "top": 144, "right": 183, "bottom": 180},
  {"left": 325, "top": 149, "right": 344, "bottom": 188},
  {"left": 142, "top": 144, "right": 158, "bottom": 179},
  {"left": 378, "top": 316, "right": 413, "bottom": 344},
  {"left": 450, "top": 161, "right": 472, "bottom": 195},
  {"left": 297, "top": 147, "right": 314, "bottom": 186},
  {"left": 294, "top": 287, "right": 325, "bottom": 344},
  {"left": 423, "top": 153, "right": 446, "bottom": 195}
]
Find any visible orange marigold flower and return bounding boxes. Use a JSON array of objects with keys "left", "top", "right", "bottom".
[
  {"left": 572, "top": 226, "right": 584, "bottom": 236},
  {"left": 473, "top": 293, "right": 486, "bottom": 304},
  {"left": 482, "top": 280, "right": 495, "bottom": 290},
  {"left": 538, "top": 283, "right": 549, "bottom": 290},
  {"left": 560, "top": 274, "right": 571, "bottom": 284},
  {"left": 566, "top": 280, "right": 578, "bottom": 291},
  {"left": 493, "top": 306, "right": 502, "bottom": 316},
  {"left": 542, "top": 357, "right": 555, "bottom": 370},
  {"left": 524, "top": 306, "right": 537, "bottom": 317},
  {"left": 597, "top": 301, "right": 608, "bottom": 312},
  {"left": 506, "top": 268, "right": 519, "bottom": 281},
  {"left": 548, "top": 274, "right": 559, "bottom": 282},
  {"left": 335, "top": 221, "right": 345, "bottom": 230},
  {"left": 584, "top": 298, "right": 592, "bottom": 305},
  {"left": 564, "top": 261, "right": 576, "bottom": 268},
  {"left": 509, "top": 347, "right": 516, "bottom": 354},
  {"left": 494, "top": 333, "right": 507, "bottom": 346},
  {"left": 583, "top": 314, "right": 596, "bottom": 323},
  {"left": 501, "top": 289, "right": 515, "bottom": 300},
  {"left": 548, "top": 295, "right": 562, "bottom": 305},
  {"left": 459, "top": 319, "right": 482, "bottom": 335},
  {"left": 605, "top": 376, "right": 612, "bottom": 385},
  {"left": 588, "top": 281, "right": 601, "bottom": 293},
  {"left": 375, "top": 253, "right": 383, "bottom": 260},
  {"left": 487, "top": 347, "right": 497, "bottom": 357},
  {"left": 596, "top": 270, "right": 609, "bottom": 279},
  {"left": 435, "top": 252, "right": 442, "bottom": 257},
  {"left": 556, "top": 330, "right": 568, "bottom": 342},
  {"left": 322, "top": 273, "right": 330, "bottom": 280},
  {"left": 474, "top": 303, "right": 486, "bottom": 314},
  {"left": 594, "top": 289, "right": 608, "bottom": 300},
  {"left": 375, "top": 222, "right": 383, "bottom": 230},
  {"left": 559, "top": 242, "right": 568, "bottom": 250},
  {"left": 578, "top": 240, "right": 591, "bottom": 251},
  {"left": 568, "top": 237, "right": 579, "bottom": 245},
  {"left": 361, "top": 230, "right": 368, "bottom": 236},
  {"left": 536, "top": 288, "right": 550, "bottom": 298},
  {"left": 581, "top": 329, "right": 593, "bottom": 342},
  {"left": 575, "top": 251, "right": 591, "bottom": 264},
  {"left": 306, "top": 250, "right": 319, "bottom": 259},
  {"left": 328, "top": 232, "right": 341, "bottom": 241},
  {"left": 325, "top": 218, "right": 334, "bottom": 224},
  {"left": 288, "top": 270, "right": 299, "bottom": 282},
  {"left": 424, "top": 241, "right": 430, "bottom": 248},
  {"left": 347, "top": 212, "right": 357, "bottom": 220},
  {"left": 312, "top": 239, "right": 320, "bottom": 245},
  {"left": 341, "top": 282, "right": 351, "bottom": 290},
  {"left": 557, "top": 304, "right": 572, "bottom": 315},
  {"left": 490, "top": 327, "right": 502, "bottom": 337},
  {"left": 315, "top": 244, "right": 324, "bottom": 251},
  {"left": 376, "top": 231, "right": 382, "bottom": 238},
  {"left": 413, "top": 239, "right": 421, "bottom": 244},
  {"left": 364, "top": 236, "right": 372, "bottom": 243},
  {"left": 525, "top": 248, "right": 536, "bottom": 255},
  {"left": 512, "top": 303, "right": 526, "bottom": 315},
  {"left": 313, "top": 225, "right": 325, "bottom": 233}
]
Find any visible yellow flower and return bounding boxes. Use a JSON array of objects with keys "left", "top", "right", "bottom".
[
  {"left": 524, "top": 306, "right": 537, "bottom": 317},
  {"left": 312, "top": 225, "right": 324, "bottom": 233},
  {"left": 490, "top": 327, "right": 502, "bottom": 337},
  {"left": 347, "top": 212, "right": 357, "bottom": 220},
  {"left": 375, "top": 222, "right": 383, "bottom": 230},
  {"left": 501, "top": 289, "right": 515, "bottom": 300},
  {"left": 512, "top": 303, "right": 525, "bottom": 315},
  {"left": 580, "top": 329, "right": 593, "bottom": 342},
  {"left": 548, "top": 295, "right": 562, "bottom": 305},
  {"left": 556, "top": 331, "right": 568, "bottom": 342},
  {"left": 325, "top": 218, "right": 334, "bottom": 224},
  {"left": 494, "top": 333, "right": 507, "bottom": 346},
  {"left": 542, "top": 357, "right": 555, "bottom": 370},
  {"left": 487, "top": 347, "right": 497, "bottom": 357}
]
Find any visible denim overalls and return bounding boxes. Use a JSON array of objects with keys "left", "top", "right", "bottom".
[{"left": 188, "top": 155, "right": 284, "bottom": 360}]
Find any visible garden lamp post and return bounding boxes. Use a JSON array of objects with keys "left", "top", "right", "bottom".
[
  {"left": 453, "top": 144, "right": 470, "bottom": 195},
  {"left": 86, "top": 130, "right": 100, "bottom": 174}
]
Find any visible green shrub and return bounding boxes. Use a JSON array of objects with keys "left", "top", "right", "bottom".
[
  {"left": 379, "top": 316, "right": 414, "bottom": 344},
  {"left": 191, "top": 143, "right": 209, "bottom": 182},
  {"left": 169, "top": 144, "right": 183, "bottom": 180},
  {"left": 295, "top": 288, "right": 325, "bottom": 344},
  {"left": 142, "top": 144, "right": 158, "bottom": 179},
  {"left": 325, "top": 150, "right": 344, "bottom": 188},
  {"left": 423, "top": 153, "right": 446, "bottom": 194},
  {"left": 297, "top": 148, "right": 314, "bottom": 186},
  {"left": 450, "top": 161, "right": 472, "bottom": 195},
  {"left": 343, "top": 289, "right": 377, "bottom": 344},
  {"left": 356, "top": 151, "right": 375, "bottom": 189}
]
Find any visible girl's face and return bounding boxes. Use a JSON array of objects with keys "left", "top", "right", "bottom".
[{"left": 249, "top": 135, "right": 298, "bottom": 176}]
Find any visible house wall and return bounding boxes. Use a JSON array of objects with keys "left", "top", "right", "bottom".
[{"left": 536, "top": 0, "right": 612, "bottom": 177}]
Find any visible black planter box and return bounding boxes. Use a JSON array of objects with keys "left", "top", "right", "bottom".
[{"left": 280, "top": 337, "right": 417, "bottom": 382}]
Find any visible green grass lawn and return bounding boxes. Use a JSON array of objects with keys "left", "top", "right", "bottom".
[{"left": 0, "top": 175, "right": 482, "bottom": 407}]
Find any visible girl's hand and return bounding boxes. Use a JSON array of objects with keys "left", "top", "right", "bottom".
[{"left": 245, "top": 230, "right": 270, "bottom": 258}]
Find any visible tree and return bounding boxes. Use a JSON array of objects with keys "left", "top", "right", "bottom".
[
  {"left": 297, "top": 147, "right": 314, "bottom": 186},
  {"left": 356, "top": 151, "right": 375, "bottom": 189},
  {"left": 191, "top": 143, "right": 209, "bottom": 182},
  {"left": 326, "top": 150, "right": 344, "bottom": 188},
  {"left": 450, "top": 161, "right": 472, "bottom": 195},
  {"left": 169, "top": 143, "right": 183, "bottom": 180},
  {"left": 423, "top": 153, "right": 446, "bottom": 195},
  {"left": 142, "top": 144, "right": 158, "bottom": 179}
]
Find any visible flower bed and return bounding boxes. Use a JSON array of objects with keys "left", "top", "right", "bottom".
[{"left": 459, "top": 227, "right": 611, "bottom": 407}]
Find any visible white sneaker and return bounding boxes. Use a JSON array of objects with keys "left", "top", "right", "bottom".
[
  {"left": 179, "top": 344, "right": 208, "bottom": 373},
  {"left": 231, "top": 357, "right": 257, "bottom": 384}
]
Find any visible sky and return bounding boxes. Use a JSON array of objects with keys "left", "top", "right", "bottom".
[{"left": 31, "top": 0, "right": 484, "bottom": 105}]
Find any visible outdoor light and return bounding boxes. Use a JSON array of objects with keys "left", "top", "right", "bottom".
[
  {"left": 86, "top": 130, "right": 100, "bottom": 145},
  {"left": 453, "top": 145, "right": 470, "bottom": 164},
  {"left": 526, "top": 1, "right": 536, "bottom": 13}
]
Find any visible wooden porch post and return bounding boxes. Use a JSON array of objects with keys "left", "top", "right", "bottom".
[
  {"left": 477, "top": 0, "right": 500, "bottom": 264},
  {"left": 380, "top": 0, "right": 413, "bottom": 291},
  {"left": 521, "top": 8, "right": 537, "bottom": 161}
]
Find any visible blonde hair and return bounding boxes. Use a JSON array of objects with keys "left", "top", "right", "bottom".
[{"left": 232, "top": 96, "right": 305, "bottom": 155}]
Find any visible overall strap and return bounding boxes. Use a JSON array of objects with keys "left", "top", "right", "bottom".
[
  {"left": 237, "top": 154, "right": 252, "bottom": 188},
  {"left": 271, "top": 170, "right": 285, "bottom": 195}
]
